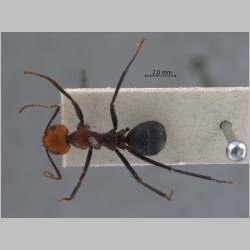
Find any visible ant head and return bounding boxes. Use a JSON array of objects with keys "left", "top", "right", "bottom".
[{"left": 42, "top": 124, "right": 70, "bottom": 155}]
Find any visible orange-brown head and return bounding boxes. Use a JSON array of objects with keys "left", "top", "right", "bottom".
[{"left": 42, "top": 124, "right": 70, "bottom": 155}]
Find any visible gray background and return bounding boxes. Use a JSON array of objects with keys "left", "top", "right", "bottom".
[{"left": 1, "top": 32, "right": 248, "bottom": 218}]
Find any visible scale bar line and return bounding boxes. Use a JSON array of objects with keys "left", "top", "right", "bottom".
[{"left": 145, "top": 75, "right": 176, "bottom": 77}]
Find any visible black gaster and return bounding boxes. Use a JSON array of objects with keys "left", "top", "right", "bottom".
[{"left": 126, "top": 121, "right": 166, "bottom": 156}]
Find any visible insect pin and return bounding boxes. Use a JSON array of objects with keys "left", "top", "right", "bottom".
[{"left": 19, "top": 38, "right": 234, "bottom": 202}]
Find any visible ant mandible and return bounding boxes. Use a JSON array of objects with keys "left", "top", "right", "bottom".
[{"left": 19, "top": 38, "right": 234, "bottom": 202}]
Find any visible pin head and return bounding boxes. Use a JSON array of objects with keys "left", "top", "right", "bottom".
[{"left": 226, "top": 140, "right": 247, "bottom": 161}]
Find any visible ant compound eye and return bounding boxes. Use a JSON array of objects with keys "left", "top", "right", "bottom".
[
  {"left": 53, "top": 151, "right": 60, "bottom": 155},
  {"left": 50, "top": 125, "right": 57, "bottom": 130}
]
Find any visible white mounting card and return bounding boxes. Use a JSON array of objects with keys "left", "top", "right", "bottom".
[{"left": 61, "top": 87, "right": 249, "bottom": 167}]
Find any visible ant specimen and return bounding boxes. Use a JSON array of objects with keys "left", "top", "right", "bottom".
[{"left": 19, "top": 38, "right": 234, "bottom": 202}]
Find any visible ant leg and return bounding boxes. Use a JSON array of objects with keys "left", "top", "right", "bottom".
[
  {"left": 110, "top": 38, "right": 145, "bottom": 130},
  {"left": 126, "top": 146, "right": 234, "bottom": 184},
  {"left": 115, "top": 149, "right": 174, "bottom": 201},
  {"left": 57, "top": 147, "right": 93, "bottom": 202},
  {"left": 24, "top": 71, "right": 84, "bottom": 127},
  {"left": 19, "top": 104, "right": 63, "bottom": 180}
]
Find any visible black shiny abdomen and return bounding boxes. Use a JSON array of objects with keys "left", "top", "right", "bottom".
[{"left": 126, "top": 121, "right": 166, "bottom": 156}]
